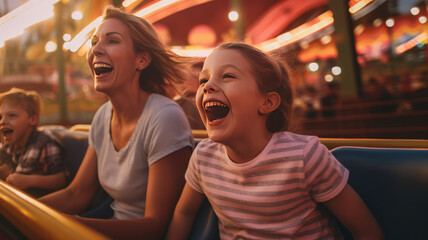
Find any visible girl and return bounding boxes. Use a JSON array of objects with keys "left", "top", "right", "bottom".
[{"left": 166, "top": 43, "right": 383, "bottom": 239}]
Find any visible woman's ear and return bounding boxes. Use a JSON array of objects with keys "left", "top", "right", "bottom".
[
  {"left": 136, "top": 52, "right": 151, "bottom": 71},
  {"left": 259, "top": 92, "right": 281, "bottom": 115}
]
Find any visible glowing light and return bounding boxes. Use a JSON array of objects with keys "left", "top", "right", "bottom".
[
  {"left": 300, "top": 41, "right": 309, "bottom": 49},
  {"left": 419, "top": 16, "right": 427, "bottom": 24},
  {"left": 354, "top": 24, "right": 365, "bottom": 35},
  {"left": 321, "top": 35, "right": 332, "bottom": 45},
  {"left": 63, "top": 34, "right": 71, "bottom": 41},
  {"left": 228, "top": 11, "right": 239, "bottom": 22},
  {"left": 308, "top": 62, "right": 319, "bottom": 72},
  {"left": 122, "top": 0, "right": 138, "bottom": 7},
  {"left": 71, "top": 10, "right": 83, "bottom": 20},
  {"left": 0, "top": 0, "right": 59, "bottom": 43},
  {"left": 134, "top": 0, "right": 182, "bottom": 18},
  {"left": 410, "top": 7, "right": 420, "bottom": 16},
  {"left": 332, "top": 66, "right": 342, "bottom": 75},
  {"left": 68, "top": 16, "right": 102, "bottom": 52},
  {"left": 45, "top": 41, "right": 57, "bottom": 52},
  {"left": 385, "top": 18, "right": 395, "bottom": 27},
  {"left": 325, "top": 74, "right": 334, "bottom": 82},
  {"left": 395, "top": 32, "right": 427, "bottom": 54},
  {"left": 373, "top": 18, "right": 383, "bottom": 27},
  {"left": 0, "top": 42, "right": 4, "bottom": 48},
  {"left": 63, "top": 42, "right": 71, "bottom": 50},
  {"left": 277, "top": 32, "right": 293, "bottom": 43},
  {"left": 349, "top": 0, "right": 374, "bottom": 14},
  {"left": 256, "top": 11, "right": 334, "bottom": 52}
]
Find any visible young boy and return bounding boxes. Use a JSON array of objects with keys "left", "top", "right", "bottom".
[{"left": 0, "top": 88, "right": 66, "bottom": 197}]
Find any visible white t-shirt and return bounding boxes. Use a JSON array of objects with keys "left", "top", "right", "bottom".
[{"left": 89, "top": 94, "right": 193, "bottom": 219}]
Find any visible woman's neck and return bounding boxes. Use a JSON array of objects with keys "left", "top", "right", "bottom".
[{"left": 110, "top": 90, "right": 150, "bottom": 125}]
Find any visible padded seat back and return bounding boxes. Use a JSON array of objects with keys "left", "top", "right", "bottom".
[
  {"left": 47, "top": 128, "right": 89, "bottom": 183},
  {"left": 331, "top": 147, "right": 428, "bottom": 240}
]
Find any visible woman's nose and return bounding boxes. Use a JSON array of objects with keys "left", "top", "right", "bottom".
[{"left": 91, "top": 42, "right": 104, "bottom": 56}]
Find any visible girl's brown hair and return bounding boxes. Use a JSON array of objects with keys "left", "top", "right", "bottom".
[
  {"left": 215, "top": 43, "right": 294, "bottom": 132},
  {"left": 102, "top": 6, "right": 188, "bottom": 97}
]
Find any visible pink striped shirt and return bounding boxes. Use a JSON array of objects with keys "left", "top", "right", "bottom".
[{"left": 186, "top": 131, "right": 348, "bottom": 239}]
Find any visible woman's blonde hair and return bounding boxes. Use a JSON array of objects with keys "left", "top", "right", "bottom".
[{"left": 102, "top": 6, "right": 188, "bottom": 97}]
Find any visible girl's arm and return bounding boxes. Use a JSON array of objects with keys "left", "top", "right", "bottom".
[
  {"left": 77, "top": 146, "right": 192, "bottom": 240},
  {"left": 6, "top": 171, "right": 66, "bottom": 190},
  {"left": 323, "top": 184, "right": 384, "bottom": 240},
  {"left": 39, "top": 147, "right": 100, "bottom": 215},
  {"left": 166, "top": 183, "right": 206, "bottom": 240}
]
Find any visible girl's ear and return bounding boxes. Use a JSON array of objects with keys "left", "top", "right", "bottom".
[
  {"left": 136, "top": 52, "right": 151, "bottom": 71},
  {"left": 259, "top": 92, "right": 281, "bottom": 115}
]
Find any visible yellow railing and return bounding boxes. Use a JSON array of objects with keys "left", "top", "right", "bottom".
[
  {"left": 190, "top": 129, "right": 428, "bottom": 149},
  {"left": 0, "top": 180, "right": 110, "bottom": 240}
]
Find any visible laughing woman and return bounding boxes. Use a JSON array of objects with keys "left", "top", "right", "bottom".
[{"left": 39, "top": 6, "right": 193, "bottom": 240}]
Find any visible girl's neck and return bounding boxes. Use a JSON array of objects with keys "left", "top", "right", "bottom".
[{"left": 225, "top": 130, "right": 273, "bottom": 164}]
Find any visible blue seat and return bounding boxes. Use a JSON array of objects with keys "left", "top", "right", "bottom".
[
  {"left": 189, "top": 198, "right": 220, "bottom": 240},
  {"left": 48, "top": 127, "right": 114, "bottom": 219},
  {"left": 331, "top": 147, "right": 428, "bottom": 240}
]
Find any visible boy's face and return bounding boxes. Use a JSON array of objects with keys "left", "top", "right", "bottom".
[
  {"left": 196, "top": 49, "right": 266, "bottom": 145},
  {"left": 0, "top": 102, "right": 37, "bottom": 148}
]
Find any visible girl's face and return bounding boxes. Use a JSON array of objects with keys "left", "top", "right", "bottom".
[
  {"left": 196, "top": 49, "right": 267, "bottom": 144},
  {"left": 0, "top": 102, "right": 37, "bottom": 148},
  {"left": 87, "top": 18, "right": 144, "bottom": 95}
]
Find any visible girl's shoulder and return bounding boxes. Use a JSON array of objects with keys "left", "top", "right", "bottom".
[{"left": 274, "top": 131, "right": 319, "bottom": 145}]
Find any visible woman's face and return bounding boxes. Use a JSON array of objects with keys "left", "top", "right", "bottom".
[
  {"left": 196, "top": 49, "right": 266, "bottom": 144},
  {"left": 87, "top": 18, "right": 143, "bottom": 94}
]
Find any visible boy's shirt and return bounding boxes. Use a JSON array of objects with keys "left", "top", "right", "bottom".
[{"left": 1, "top": 129, "right": 65, "bottom": 175}]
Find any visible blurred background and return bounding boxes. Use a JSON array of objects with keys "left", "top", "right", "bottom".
[{"left": 0, "top": 0, "right": 427, "bottom": 139}]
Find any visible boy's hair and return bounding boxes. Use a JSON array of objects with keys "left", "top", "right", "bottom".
[
  {"left": 102, "top": 6, "right": 189, "bottom": 97},
  {"left": 0, "top": 88, "right": 41, "bottom": 121},
  {"left": 215, "top": 43, "right": 294, "bottom": 132}
]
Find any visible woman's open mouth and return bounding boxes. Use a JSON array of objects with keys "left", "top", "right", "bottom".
[
  {"left": 204, "top": 101, "right": 230, "bottom": 122},
  {"left": 93, "top": 63, "right": 113, "bottom": 76}
]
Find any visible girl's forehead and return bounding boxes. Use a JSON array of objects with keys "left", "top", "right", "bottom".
[{"left": 203, "top": 49, "right": 249, "bottom": 71}]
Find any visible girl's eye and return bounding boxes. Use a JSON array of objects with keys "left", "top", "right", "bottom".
[
  {"left": 223, "top": 74, "right": 235, "bottom": 79},
  {"left": 199, "top": 78, "right": 208, "bottom": 85},
  {"left": 109, "top": 39, "right": 119, "bottom": 44}
]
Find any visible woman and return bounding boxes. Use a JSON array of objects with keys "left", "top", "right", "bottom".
[{"left": 40, "top": 6, "right": 193, "bottom": 240}]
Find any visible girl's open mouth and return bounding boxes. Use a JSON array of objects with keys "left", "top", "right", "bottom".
[{"left": 204, "top": 101, "right": 230, "bottom": 122}]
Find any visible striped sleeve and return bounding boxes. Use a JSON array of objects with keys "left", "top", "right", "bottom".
[
  {"left": 185, "top": 145, "right": 203, "bottom": 193},
  {"left": 303, "top": 136, "right": 349, "bottom": 202}
]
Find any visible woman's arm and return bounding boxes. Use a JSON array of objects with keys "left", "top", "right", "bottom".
[
  {"left": 166, "top": 183, "right": 206, "bottom": 240},
  {"left": 77, "top": 146, "right": 192, "bottom": 240},
  {"left": 39, "top": 147, "right": 100, "bottom": 215},
  {"left": 323, "top": 184, "right": 384, "bottom": 240},
  {"left": 6, "top": 171, "right": 66, "bottom": 190}
]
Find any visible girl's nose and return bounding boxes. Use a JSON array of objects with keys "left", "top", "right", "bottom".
[{"left": 203, "top": 79, "right": 216, "bottom": 94}]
